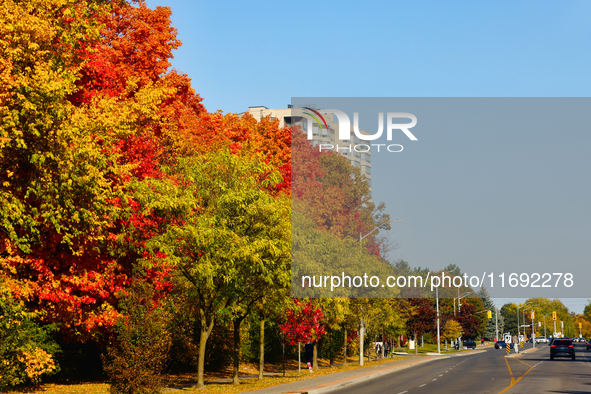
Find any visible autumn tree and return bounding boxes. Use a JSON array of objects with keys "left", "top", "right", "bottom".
[
  {"left": 455, "top": 303, "right": 483, "bottom": 339},
  {"left": 280, "top": 300, "right": 326, "bottom": 370},
  {"left": 405, "top": 299, "right": 436, "bottom": 354},
  {"left": 442, "top": 319, "right": 463, "bottom": 346},
  {"left": 0, "top": 0, "right": 202, "bottom": 341},
  {"left": 136, "top": 151, "right": 289, "bottom": 388}
]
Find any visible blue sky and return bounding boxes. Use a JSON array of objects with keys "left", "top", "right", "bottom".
[
  {"left": 146, "top": 0, "right": 591, "bottom": 113},
  {"left": 145, "top": 0, "right": 591, "bottom": 313}
]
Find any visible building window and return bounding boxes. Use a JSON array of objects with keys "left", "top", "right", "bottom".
[{"left": 361, "top": 153, "right": 371, "bottom": 163}]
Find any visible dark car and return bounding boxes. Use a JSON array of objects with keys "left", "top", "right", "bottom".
[
  {"left": 463, "top": 340, "right": 476, "bottom": 349},
  {"left": 495, "top": 340, "right": 514, "bottom": 349},
  {"left": 586, "top": 340, "right": 591, "bottom": 350},
  {"left": 550, "top": 338, "right": 575, "bottom": 360},
  {"left": 453, "top": 340, "right": 475, "bottom": 350}
]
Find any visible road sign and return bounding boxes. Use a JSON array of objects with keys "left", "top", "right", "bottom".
[{"left": 506, "top": 343, "right": 510, "bottom": 353}]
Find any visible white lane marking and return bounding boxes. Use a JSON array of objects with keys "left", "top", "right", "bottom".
[
  {"left": 439, "top": 374, "right": 443, "bottom": 376},
  {"left": 396, "top": 392, "right": 408, "bottom": 394},
  {"left": 419, "top": 384, "right": 427, "bottom": 387},
  {"left": 532, "top": 360, "right": 545, "bottom": 368},
  {"left": 432, "top": 378, "right": 437, "bottom": 381},
  {"left": 581, "top": 351, "right": 591, "bottom": 368},
  {"left": 445, "top": 371, "right": 449, "bottom": 373}
]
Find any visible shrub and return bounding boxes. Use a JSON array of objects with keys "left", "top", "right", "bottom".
[
  {"left": 0, "top": 287, "right": 60, "bottom": 390},
  {"left": 102, "top": 282, "right": 171, "bottom": 394}
]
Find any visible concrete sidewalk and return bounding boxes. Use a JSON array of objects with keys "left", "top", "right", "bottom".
[{"left": 242, "top": 350, "right": 486, "bottom": 394}]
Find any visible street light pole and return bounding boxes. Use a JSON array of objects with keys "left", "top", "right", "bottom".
[
  {"left": 359, "top": 220, "right": 401, "bottom": 251},
  {"left": 436, "top": 286, "right": 441, "bottom": 354},
  {"left": 357, "top": 221, "right": 400, "bottom": 364}
]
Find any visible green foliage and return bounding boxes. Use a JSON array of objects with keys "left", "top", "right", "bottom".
[
  {"left": 501, "top": 303, "right": 518, "bottom": 336},
  {"left": 584, "top": 301, "right": 591, "bottom": 321},
  {"left": 478, "top": 287, "right": 502, "bottom": 340},
  {"left": 134, "top": 150, "right": 290, "bottom": 387},
  {"left": 102, "top": 282, "right": 171, "bottom": 394},
  {"left": 0, "top": 287, "right": 60, "bottom": 390}
]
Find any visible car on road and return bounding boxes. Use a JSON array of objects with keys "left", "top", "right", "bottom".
[
  {"left": 463, "top": 340, "right": 476, "bottom": 349},
  {"left": 535, "top": 337, "right": 548, "bottom": 343},
  {"left": 586, "top": 340, "right": 591, "bottom": 350},
  {"left": 494, "top": 340, "right": 514, "bottom": 349},
  {"left": 454, "top": 340, "right": 477, "bottom": 350},
  {"left": 550, "top": 338, "right": 575, "bottom": 360}
]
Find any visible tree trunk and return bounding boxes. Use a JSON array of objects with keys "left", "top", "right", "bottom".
[
  {"left": 313, "top": 341, "right": 318, "bottom": 370},
  {"left": 414, "top": 332, "right": 418, "bottom": 355},
  {"left": 197, "top": 316, "right": 215, "bottom": 389},
  {"left": 343, "top": 329, "right": 348, "bottom": 366},
  {"left": 298, "top": 342, "right": 301, "bottom": 374},
  {"left": 329, "top": 330, "right": 334, "bottom": 367},
  {"left": 258, "top": 317, "right": 265, "bottom": 380},
  {"left": 233, "top": 317, "right": 245, "bottom": 385}
]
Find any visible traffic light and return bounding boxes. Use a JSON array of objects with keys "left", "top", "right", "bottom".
[
  {"left": 531, "top": 311, "right": 535, "bottom": 319},
  {"left": 552, "top": 311, "right": 557, "bottom": 321},
  {"left": 487, "top": 310, "right": 492, "bottom": 319},
  {"left": 580, "top": 323, "right": 583, "bottom": 329}
]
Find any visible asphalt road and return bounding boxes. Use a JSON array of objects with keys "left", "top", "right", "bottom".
[{"left": 329, "top": 342, "right": 591, "bottom": 394}]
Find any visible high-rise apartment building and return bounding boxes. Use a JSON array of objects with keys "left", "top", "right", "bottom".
[{"left": 244, "top": 106, "right": 372, "bottom": 189}]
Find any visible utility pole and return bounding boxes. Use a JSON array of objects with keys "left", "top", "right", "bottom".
[
  {"left": 532, "top": 310, "right": 536, "bottom": 349},
  {"left": 359, "top": 319, "right": 365, "bottom": 366},
  {"left": 515, "top": 307, "right": 521, "bottom": 353},
  {"left": 495, "top": 302, "right": 499, "bottom": 341}
]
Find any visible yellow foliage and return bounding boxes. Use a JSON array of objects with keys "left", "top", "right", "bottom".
[{"left": 17, "top": 347, "right": 57, "bottom": 380}]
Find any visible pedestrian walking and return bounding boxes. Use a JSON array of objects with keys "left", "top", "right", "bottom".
[{"left": 304, "top": 341, "right": 315, "bottom": 373}]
